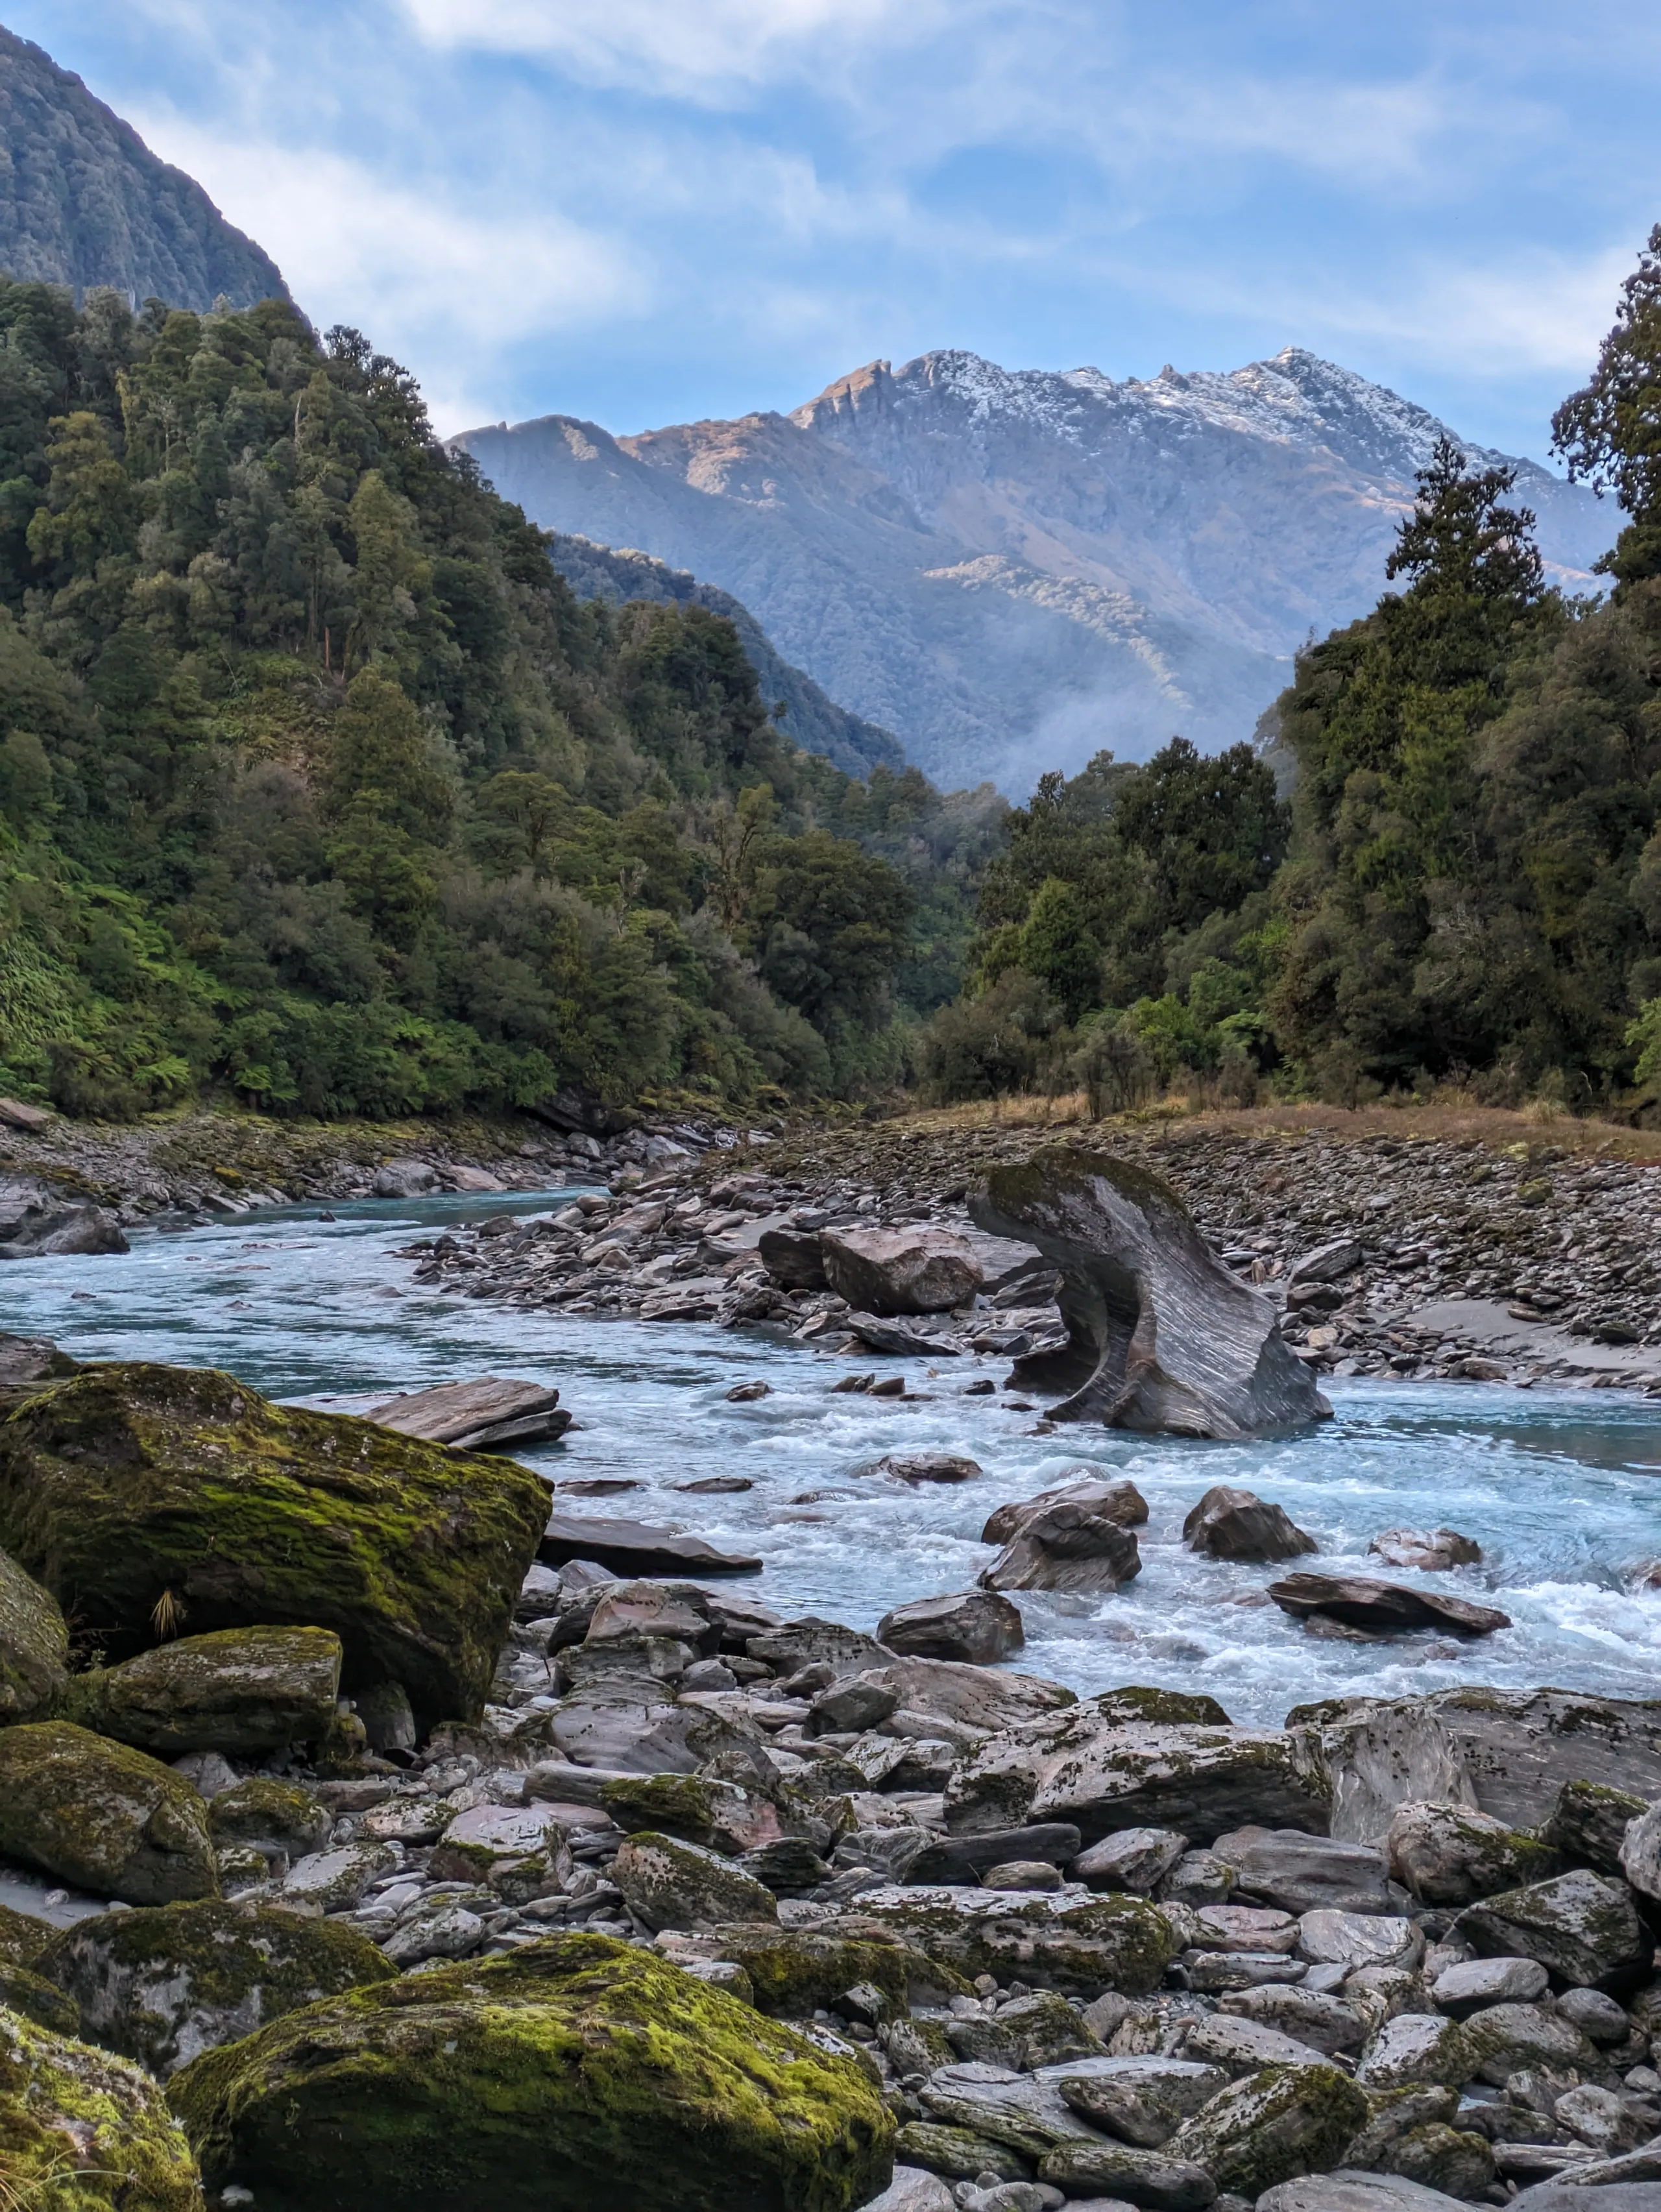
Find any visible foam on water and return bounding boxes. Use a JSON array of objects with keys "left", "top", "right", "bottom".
[{"left": 4, "top": 1188, "right": 1660, "bottom": 1725}]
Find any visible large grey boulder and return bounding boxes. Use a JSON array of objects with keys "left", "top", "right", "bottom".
[
  {"left": 1367, "top": 1527, "right": 1481, "bottom": 1571},
  {"left": 1258, "top": 2176, "right": 1471, "bottom": 2212},
  {"left": 969, "top": 1146, "right": 1330, "bottom": 1437},
  {"left": 611, "top": 1830, "right": 779, "bottom": 1931},
  {"left": 1455, "top": 1869, "right": 1650, "bottom": 1991},
  {"left": 0, "top": 1546, "right": 67, "bottom": 1723},
  {"left": 1045, "top": 2053, "right": 1227, "bottom": 2144},
  {"left": 878, "top": 1590, "right": 1023, "bottom": 1665},
  {"left": 1183, "top": 1486, "right": 1316, "bottom": 1563},
  {"left": 1298, "top": 1688, "right": 1661, "bottom": 1843},
  {"left": 980, "top": 1479, "right": 1146, "bottom": 1593},
  {"left": 62, "top": 1626, "right": 343, "bottom": 1755},
  {"left": 1384, "top": 1798, "right": 1557, "bottom": 1904},
  {"left": 819, "top": 1226, "right": 982, "bottom": 1315},
  {"left": 859, "top": 2170, "right": 955, "bottom": 2212},
  {"left": 1073, "top": 1827, "right": 1190, "bottom": 1893},
  {"left": 945, "top": 1708, "right": 1330, "bottom": 1844},
  {"left": 855, "top": 1655, "right": 1074, "bottom": 1736},
  {"left": 1212, "top": 1827, "right": 1390, "bottom": 1915},
  {"left": 1545, "top": 1779, "right": 1649, "bottom": 1875},
  {"left": 1037, "top": 2135, "right": 1218, "bottom": 2206},
  {"left": 0, "top": 1720, "right": 217, "bottom": 1904},
  {"left": 1217, "top": 1986, "right": 1365, "bottom": 2054},
  {"left": 1167, "top": 2060, "right": 1368, "bottom": 2198},
  {"left": 0, "top": 1178, "right": 128, "bottom": 1257},
  {"left": 1429, "top": 1954, "right": 1549, "bottom": 2014},
  {"left": 1617, "top": 1797, "right": 1661, "bottom": 1900}
]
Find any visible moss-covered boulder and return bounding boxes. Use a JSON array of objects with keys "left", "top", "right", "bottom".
[
  {"left": 0, "top": 1543, "right": 67, "bottom": 1721},
  {"left": 1166, "top": 2060, "right": 1367, "bottom": 2196},
  {"left": 893, "top": 2123, "right": 1029, "bottom": 2182},
  {"left": 0, "top": 1901, "right": 50, "bottom": 1969},
  {"left": 60, "top": 1627, "right": 343, "bottom": 1755},
  {"left": 0, "top": 1957, "right": 79, "bottom": 2034},
  {"left": 39, "top": 1899, "right": 397, "bottom": 2080},
  {"left": 668, "top": 1926, "right": 969, "bottom": 2017},
  {"left": 1455, "top": 1867, "right": 1650, "bottom": 1989},
  {"left": 612, "top": 1831, "right": 779, "bottom": 1931},
  {"left": 0, "top": 2003, "right": 204, "bottom": 2210},
  {"left": 0, "top": 1722, "right": 217, "bottom": 1905},
  {"left": 0, "top": 1363, "right": 550, "bottom": 1725},
  {"left": 208, "top": 1778, "right": 331, "bottom": 1862},
  {"left": 169, "top": 1932, "right": 893, "bottom": 2212}
]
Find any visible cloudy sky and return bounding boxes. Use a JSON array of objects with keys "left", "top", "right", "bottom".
[{"left": 18, "top": 1, "right": 1660, "bottom": 453}]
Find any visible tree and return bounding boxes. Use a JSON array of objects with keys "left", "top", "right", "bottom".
[
  {"left": 1015, "top": 877, "right": 1100, "bottom": 1023},
  {"left": 1553, "top": 225, "right": 1661, "bottom": 587}
]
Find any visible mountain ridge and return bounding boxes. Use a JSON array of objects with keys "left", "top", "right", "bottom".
[{"left": 458, "top": 345, "right": 1608, "bottom": 791}]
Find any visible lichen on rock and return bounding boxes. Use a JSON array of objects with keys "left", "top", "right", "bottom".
[
  {"left": 58, "top": 1626, "right": 343, "bottom": 1755},
  {"left": 0, "top": 2002, "right": 204, "bottom": 2210},
  {"left": 0, "top": 1721, "right": 217, "bottom": 1906}
]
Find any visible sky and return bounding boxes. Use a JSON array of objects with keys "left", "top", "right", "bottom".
[{"left": 14, "top": 1, "right": 1661, "bottom": 454}]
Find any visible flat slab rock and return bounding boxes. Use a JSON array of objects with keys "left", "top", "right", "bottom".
[
  {"left": 1268, "top": 1572, "right": 1510, "bottom": 1636},
  {"left": 539, "top": 1513, "right": 761, "bottom": 1576},
  {"left": 367, "top": 1377, "right": 570, "bottom": 1451}
]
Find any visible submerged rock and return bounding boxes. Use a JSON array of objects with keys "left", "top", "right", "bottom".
[
  {"left": 1367, "top": 1527, "right": 1482, "bottom": 1571},
  {"left": 0, "top": 1543, "right": 67, "bottom": 1722},
  {"left": 969, "top": 1145, "right": 1330, "bottom": 1437},
  {"left": 0, "top": 2004, "right": 202, "bottom": 2209},
  {"left": 169, "top": 1932, "right": 893, "bottom": 2212},
  {"left": 0, "top": 1721, "right": 217, "bottom": 1905},
  {"left": 0, "top": 1362, "right": 549, "bottom": 1725},
  {"left": 40, "top": 1897, "right": 396, "bottom": 2078},
  {"left": 61, "top": 1626, "right": 343, "bottom": 1755}
]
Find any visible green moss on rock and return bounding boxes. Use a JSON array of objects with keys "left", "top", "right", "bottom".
[
  {"left": 688, "top": 1928, "right": 964, "bottom": 2018},
  {"left": 0, "top": 1902, "right": 50, "bottom": 1970},
  {"left": 208, "top": 1779, "right": 330, "bottom": 1859},
  {"left": 0, "top": 2002, "right": 204, "bottom": 2209},
  {"left": 1168, "top": 2060, "right": 1368, "bottom": 2196},
  {"left": 849, "top": 1886, "right": 1180, "bottom": 1997},
  {"left": 1089, "top": 1686, "right": 1233, "bottom": 1727},
  {"left": 0, "top": 1363, "right": 550, "bottom": 1725},
  {"left": 601, "top": 1773, "right": 720, "bottom": 1844},
  {"left": 39, "top": 1899, "right": 396, "bottom": 2080},
  {"left": 169, "top": 1932, "right": 893, "bottom": 2212},
  {"left": 0, "top": 1544, "right": 67, "bottom": 1723},
  {"left": 893, "top": 2123, "right": 1029, "bottom": 2182},
  {"left": 0, "top": 1959, "right": 80, "bottom": 2034},
  {"left": 58, "top": 1627, "right": 343, "bottom": 1755},
  {"left": 0, "top": 1722, "right": 217, "bottom": 1906}
]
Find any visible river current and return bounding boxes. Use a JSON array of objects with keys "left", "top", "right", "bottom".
[{"left": 5, "top": 1185, "right": 1660, "bottom": 1728}]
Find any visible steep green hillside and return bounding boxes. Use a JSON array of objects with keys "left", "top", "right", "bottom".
[
  {"left": 0, "top": 282, "right": 995, "bottom": 1120},
  {"left": 0, "top": 26, "right": 286, "bottom": 310}
]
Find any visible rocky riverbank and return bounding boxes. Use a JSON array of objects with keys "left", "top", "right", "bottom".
[
  {"left": 400, "top": 1110, "right": 1661, "bottom": 1398},
  {"left": 1, "top": 1348, "right": 1661, "bottom": 2208}
]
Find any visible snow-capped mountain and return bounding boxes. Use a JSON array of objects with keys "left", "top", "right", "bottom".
[{"left": 457, "top": 348, "right": 1608, "bottom": 792}]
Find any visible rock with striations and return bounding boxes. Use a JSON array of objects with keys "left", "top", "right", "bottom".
[
  {"left": 170, "top": 1931, "right": 893, "bottom": 2212},
  {"left": 878, "top": 1589, "right": 1023, "bottom": 1665},
  {"left": 364, "top": 1376, "right": 572, "bottom": 1452},
  {"left": 1454, "top": 1868, "right": 1651, "bottom": 1991},
  {"left": 0, "top": 1362, "right": 549, "bottom": 1727},
  {"left": 1072, "top": 1827, "right": 1191, "bottom": 1894},
  {"left": 980, "top": 1478, "right": 1146, "bottom": 1593},
  {"left": 1167, "top": 2058, "right": 1368, "bottom": 2199},
  {"left": 1268, "top": 1574, "right": 1509, "bottom": 1637},
  {"left": 60, "top": 1625, "right": 343, "bottom": 1755},
  {"left": 969, "top": 1146, "right": 1330, "bottom": 1437},
  {"left": 1183, "top": 1485, "right": 1317, "bottom": 1562},
  {"left": 1383, "top": 1799, "right": 1558, "bottom": 1906},
  {"left": 1618, "top": 1795, "right": 1661, "bottom": 1900},
  {"left": 612, "top": 1830, "right": 780, "bottom": 1931},
  {"left": 819, "top": 1226, "right": 982, "bottom": 1315},
  {"left": 945, "top": 1708, "right": 1330, "bottom": 1845},
  {"left": 852, "top": 1655, "right": 1074, "bottom": 1738},
  {"left": 0, "top": 1720, "right": 217, "bottom": 1905},
  {"left": 39, "top": 1897, "right": 395, "bottom": 2078},
  {"left": 540, "top": 1511, "right": 762, "bottom": 1576},
  {"left": 1211, "top": 1827, "right": 1391, "bottom": 1915},
  {"left": 0, "top": 1544, "right": 67, "bottom": 1722}
]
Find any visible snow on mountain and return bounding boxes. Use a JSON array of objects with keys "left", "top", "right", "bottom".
[{"left": 459, "top": 348, "right": 1608, "bottom": 794}]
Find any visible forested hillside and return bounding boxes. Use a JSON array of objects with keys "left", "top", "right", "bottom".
[
  {"left": 0, "top": 27, "right": 285, "bottom": 311},
  {"left": 923, "top": 228, "right": 1661, "bottom": 1119},
  {"left": 0, "top": 282, "right": 1000, "bottom": 1120}
]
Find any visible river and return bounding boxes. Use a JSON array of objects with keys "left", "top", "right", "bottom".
[{"left": 5, "top": 1185, "right": 1660, "bottom": 1727}]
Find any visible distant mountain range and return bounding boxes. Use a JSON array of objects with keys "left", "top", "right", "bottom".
[
  {"left": 0, "top": 24, "right": 285, "bottom": 311},
  {"left": 457, "top": 348, "right": 1611, "bottom": 790}
]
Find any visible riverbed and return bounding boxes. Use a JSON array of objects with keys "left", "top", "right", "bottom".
[{"left": 5, "top": 1187, "right": 1660, "bottom": 1727}]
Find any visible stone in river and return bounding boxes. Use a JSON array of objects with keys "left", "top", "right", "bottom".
[
  {"left": 0, "top": 1720, "right": 217, "bottom": 1905},
  {"left": 878, "top": 1589, "right": 1023, "bottom": 1665},
  {"left": 844, "top": 1313, "right": 963, "bottom": 1356},
  {"left": 1455, "top": 1867, "right": 1650, "bottom": 1990},
  {"left": 365, "top": 1374, "right": 571, "bottom": 1450},
  {"left": 874, "top": 1452, "right": 982, "bottom": 1485},
  {"left": 1182, "top": 1485, "right": 1316, "bottom": 1563},
  {"left": 1368, "top": 1526, "right": 1482, "bottom": 1570},
  {"left": 540, "top": 1511, "right": 762, "bottom": 1576},
  {"left": 0, "top": 1545, "right": 67, "bottom": 1723},
  {"left": 980, "top": 1481, "right": 1145, "bottom": 1594},
  {"left": 819, "top": 1226, "right": 982, "bottom": 1315},
  {"left": 0, "top": 1361, "right": 548, "bottom": 1727},
  {"left": 60, "top": 1625, "right": 343, "bottom": 1755},
  {"left": 1384, "top": 1798, "right": 1557, "bottom": 1905},
  {"left": 1267, "top": 1573, "right": 1509, "bottom": 1636},
  {"left": 969, "top": 1144, "right": 1331, "bottom": 1437}
]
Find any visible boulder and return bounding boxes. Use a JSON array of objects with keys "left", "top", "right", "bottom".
[
  {"left": 1258, "top": 2176, "right": 1472, "bottom": 2212},
  {"left": 1555, "top": 1986, "right": 1632, "bottom": 2046},
  {"left": 1296, "top": 1912, "right": 1421, "bottom": 1973},
  {"left": 0, "top": 1178, "right": 128, "bottom": 1257},
  {"left": 1073, "top": 1828, "right": 1190, "bottom": 1893},
  {"left": 429, "top": 1804, "right": 573, "bottom": 1899},
  {"left": 1455, "top": 1869, "right": 1650, "bottom": 1991},
  {"left": 854, "top": 1657, "right": 1074, "bottom": 1736},
  {"left": 860, "top": 2169, "right": 955, "bottom": 2212},
  {"left": 1268, "top": 1575, "right": 1509, "bottom": 1637},
  {"left": 757, "top": 1228, "right": 829, "bottom": 1291},
  {"left": 819, "top": 1228, "right": 982, "bottom": 1315},
  {"left": 1211, "top": 1829, "right": 1391, "bottom": 1916},
  {"left": 1216, "top": 1985, "right": 1364, "bottom": 2054},
  {"left": 1544, "top": 1779, "right": 1649, "bottom": 1875},
  {"left": 0, "top": 1543, "right": 67, "bottom": 1722},
  {"left": 1167, "top": 2060, "right": 1368, "bottom": 2198},
  {"left": 39, "top": 1897, "right": 396, "bottom": 2078},
  {"left": 851, "top": 1884, "right": 1180, "bottom": 1996},
  {"left": 1296, "top": 1688, "right": 1661, "bottom": 1844},
  {"left": 944, "top": 1711, "right": 1330, "bottom": 1845},
  {"left": 0, "top": 1331, "right": 79, "bottom": 1384},
  {"left": 0, "top": 1362, "right": 549, "bottom": 1725},
  {"left": 208, "top": 1778, "right": 331, "bottom": 1862},
  {"left": 1183, "top": 1487, "right": 1316, "bottom": 1564},
  {"left": 62, "top": 1626, "right": 343, "bottom": 1755},
  {"left": 0, "top": 1956, "right": 79, "bottom": 2034},
  {"left": 1384, "top": 1798, "right": 1557, "bottom": 1905},
  {"left": 892, "top": 2124, "right": 1027, "bottom": 2183},
  {"left": 279, "top": 1841, "right": 398, "bottom": 1913},
  {"left": 364, "top": 1376, "right": 572, "bottom": 1452},
  {"left": 1454, "top": 1999, "right": 1604, "bottom": 2086},
  {"left": 1366, "top": 1528, "right": 1482, "bottom": 1571},
  {"left": 0, "top": 1721, "right": 217, "bottom": 1905},
  {"left": 540, "top": 1512, "right": 762, "bottom": 1576},
  {"left": 612, "top": 1830, "right": 780, "bottom": 1931},
  {"left": 879, "top": 1591, "right": 1023, "bottom": 1665},
  {"left": 1038, "top": 2135, "right": 1217, "bottom": 2206},
  {"left": 1429, "top": 1954, "right": 1549, "bottom": 2014},
  {"left": 875, "top": 1453, "right": 982, "bottom": 1486},
  {"left": 1047, "top": 2054, "right": 1227, "bottom": 2145},
  {"left": 545, "top": 1684, "right": 764, "bottom": 1774},
  {"left": 0, "top": 2005, "right": 202, "bottom": 2209},
  {"left": 843, "top": 1315, "right": 962, "bottom": 1357},
  {"left": 1618, "top": 1797, "right": 1661, "bottom": 1900},
  {"left": 169, "top": 1932, "right": 895, "bottom": 2211},
  {"left": 664, "top": 1924, "right": 967, "bottom": 2017},
  {"left": 749, "top": 1618, "right": 888, "bottom": 1676},
  {"left": 980, "top": 1482, "right": 1145, "bottom": 1593},
  {"left": 371, "top": 1159, "right": 438, "bottom": 1195},
  {"left": 1181, "top": 2013, "right": 1334, "bottom": 2075},
  {"left": 600, "top": 1773, "right": 784, "bottom": 1854},
  {"left": 968, "top": 1146, "right": 1330, "bottom": 1438}
]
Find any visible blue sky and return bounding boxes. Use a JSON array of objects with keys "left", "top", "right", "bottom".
[{"left": 16, "top": 1, "right": 1660, "bottom": 454}]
